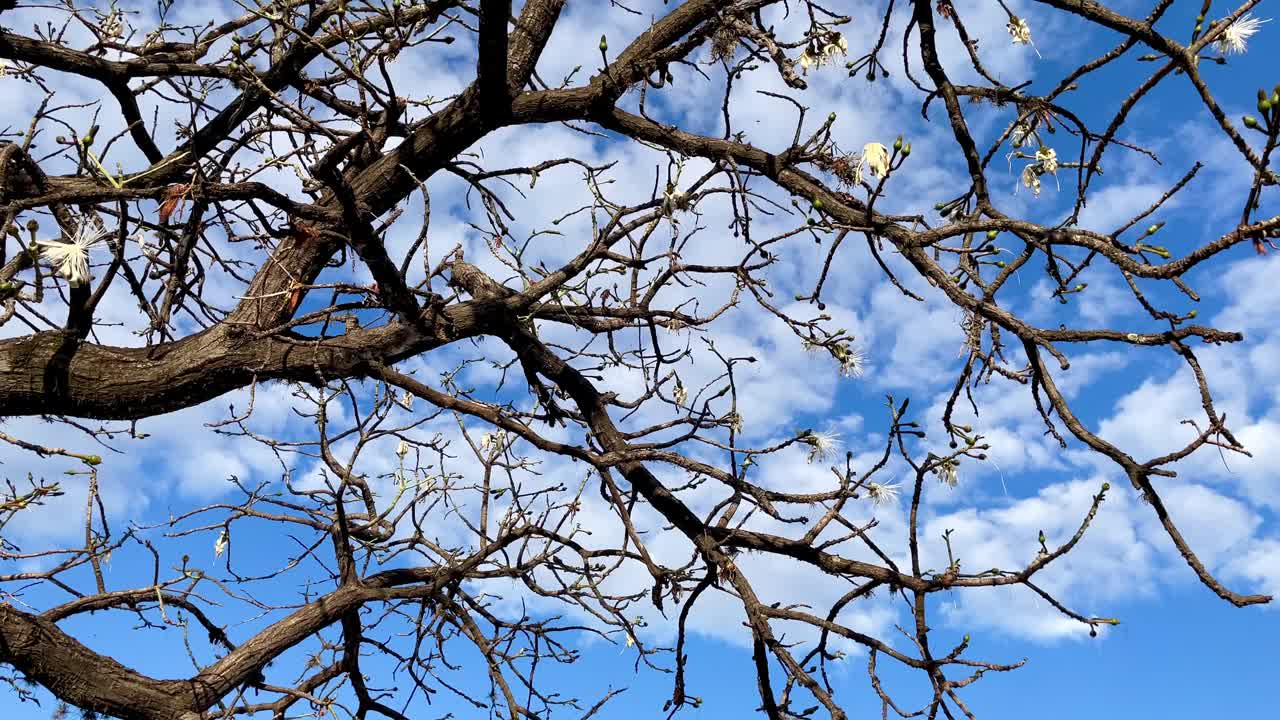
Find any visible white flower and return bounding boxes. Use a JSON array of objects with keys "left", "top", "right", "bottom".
[
  {"left": 1035, "top": 146, "right": 1058, "bottom": 174},
  {"left": 798, "top": 32, "right": 847, "bottom": 74},
  {"left": 1007, "top": 16, "right": 1041, "bottom": 58},
  {"left": 727, "top": 412, "right": 744, "bottom": 434},
  {"left": 822, "top": 33, "right": 849, "bottom": 61},
  {"left": 1215, "top": 13, "right": 1269, "bottom": 55},
  {"left": 101, "top": 8, "right": 125, "bottom": 43},
  {"left": 0, "top": 60, "right": 8, "bottom": 77},
  {"left": 396, "top": 439, "right": 409, "bottom": 460},
  {"left": 480, "top": 430, "right": 507, "bottom": 452},
  {"left": 131, "top": 231, "right": 157, "bottom": 259},
  {"left": 1019, "top": 164, "right": 1042, "bottom": 196},
  {"left": 862, "top": 142, "right": 891, "bottom": 180},
  {"left": 36, "top": 219, "right": 111, "bottom": 287},
  {"left": 833, "top": 344, "right": 867, "bottom": 378},
  {"left": 935, "top": 459, "right": 960, "bottom": 489},
  {"left": 1011, "top": 123, "right": 1032, "bottom": 147},
  {"left": 673, "top": 380, "right": 688, "bottom": 406},
  {"left": 803, "top": 430, "right": 843, "bottom": 464},
  {"left": 400, "top": 390, "right": 413, "bottom": 411},
  {"left": 214, "top": 529, "right": 229, "bottom": 558},
  {"left": 866, "top": 479, "right": 900, "bottom": 506}
]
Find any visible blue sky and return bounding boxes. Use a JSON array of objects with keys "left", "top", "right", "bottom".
[{"left": 2, "top": 0, "right": 1278, "bottom": 718}]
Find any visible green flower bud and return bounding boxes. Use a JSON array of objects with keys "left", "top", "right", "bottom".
[
  {"left": 894, "top": 136, "right": 903, "bottom": 151},
  {"left": 85, "top": 455, "right": 103, "bottom": 466},
  {"left": 1187, "top": 309, "right": 1197, "bottom": 318},
  {"left": 995, "top": 260, "right": 1006, "bottom": 268},
  {"left": 828, "top": 112, "right": 837, "bottom": 123},
  {"left": 963, "top": 634, "right": 970, "bottom": 643},
  {"left": 812, "top": 197, "right": 824, "bottom": 210},
  {"left": 986, "top": 229, "right": 999, "bottom": 240},
  {"left": 902, "top": 143, "right": 911, "bottom": 156},
  {"left": 1259, "top": 98, "right": 1272, "bottom": 112},
  {"left": 1102, "top": 482, "right": 1110, "bottom": 491},
  {"left": 935, "top": 202, "right": 947, "bottom": 210},
  {"left": 1074, "top": 283, "right": 1086, "bottom": 291},
  {"left": 1146, "top": 222, "right": 1164, "bottom": 235},
  {"left": 599, "top": 35, "right": 608, "bottom": 52}
]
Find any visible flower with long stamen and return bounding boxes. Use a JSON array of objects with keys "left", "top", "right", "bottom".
[
  {"left": 1214, "top": 13, "right": 1268, "bottom": 55},
  {"left": 866, "top": 479, "right": 900, "bottom": 506},
  {"left": 802, "top": 430, "right": 843, "bottom": 464},
  {"left": 35, "top": 220, "right": 110, "bottom": 287}
]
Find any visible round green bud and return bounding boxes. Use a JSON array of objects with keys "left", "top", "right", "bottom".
[
  {"left": 935, "top": 202, "right": 946, "bottom": 210},
  {"left": 1259, "top": 98, "right": 1272, "bottom": 112},
  {"left": 963, "top": 634, "right": 970, "bottom": 643},
  {"left": 85, "top": 455, "right": 103, "bottom": 466},
  {"left": 986, "top": 229, "right": 999, "bottom": 240},
  {"left": 995, "top": 260, "right": 1006, "bottom": 268},
  {"left": 828, "top": 112, "right": 837, "bottom": 123},
  {"left": 812, "top": 197, "right": 824, "bottom": 210},
  {"left": 1102, "top": 482, "right": 1110, "bottom": 491},
  {"left": 902, "top": 143, "right": 911, "bottom": 156},
  {"left": 1188, "top": 309, "right": 1197, "bottom": 318}
]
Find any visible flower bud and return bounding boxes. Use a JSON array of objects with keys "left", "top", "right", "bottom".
[
  {"left": 1102, "top": 482, "right": 1110, "bottom": 491},
  {"left": 599, "top": 35, "right": 608, "bottom": 52},
  {"left": 995, "top": 260, "right": 1006, "bottom": 268},
  {"left": 85, "top": 455, "right": 103, "bottom": 466},
  {"left": 986, "top": 229, "right": 999, "bottom": 240},
  {"left": 1146, "top": 222, "right": 1164, "bottom": 235},
  {"left": 812, "top": 197, "right": 824, "bottom": 210},
  {"left": 828, "top": 112, "right": 837, "bottom": 123},
  {"left": 894, "top": 136, "right": 903, "bottom": 150},
  {"left": 1259, "top": 97, "right": 1272, "bottom": 112},
  {"left": 902, "top": 143, "right": 911, "bottom": 156},
  {"left": 1187, "top": 309, "right": 1197, "bottom": 318}
]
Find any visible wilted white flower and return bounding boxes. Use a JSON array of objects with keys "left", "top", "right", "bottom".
[
  {"left": 866, "top": 479, "right": 900, "bottom": 506},
  {"left": 36, "top": 220, "right": 111, "bottom": 287},
  {"left": 395, "top": 439, "right": 409, "bottom": 460},
  {"left": 673, "top": 380, "right": 688, "bottom": 406},
  {"left": 935, "top": 459, "right": 960, "bottom": 489},
  {"left": 803, "top": 430, "right": 843, "bottom": 464},
  {"left": 1019, "top": 164, "right": 1042, "bottom": 196},
  {"left": 798, "top": 32, "right": 847, "bottom": 73},
  {"left": 400, "top": 390, "right": 414, "bottom": 411},
  {"left": 214, "top": 529, "right": 229, "bottom": 558},
  {"left": 480, "top": 430, "right": 508, "bottom": 452},
  {"left": 862, "top": 142, "right": 891, "bottom": 180},
  {"left": 727, "top": 412, "right": 744, "bottom": 434},
  {"left": 1010, "top": 123, "right": 1032, "bottom": 147},
  {"left": 1214, "top": 13, "right": 1269, "bottom": 55},
  {"left": 131, "top": 231, "right": 157, "bottom": 260},
  {"left": 101, "top": 8, "right": 125, "bottom": 43},
  {"left": 661, "top": 183, "right": 689, "bottom": 217},
  {"left": 1035, "top": 146, "right": 1058, "bottom": 175},
  {"left": 1007, "top": 16, "right": 1041, "bottom": 57},
  {"left": 822, "top": 32, "right": 849, "bottom": 61}
]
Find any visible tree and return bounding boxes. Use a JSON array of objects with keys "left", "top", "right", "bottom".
[{"left": 0, "top": 0, "right": 1275, "bottom": 719}]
